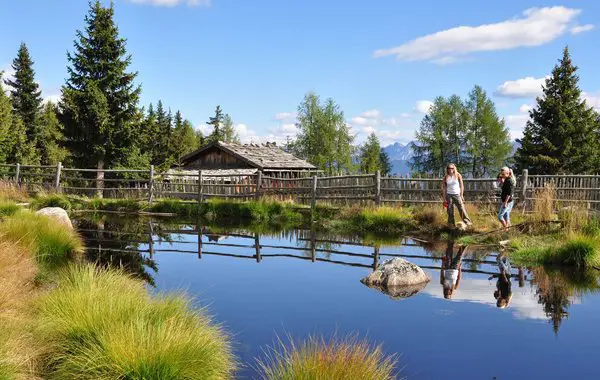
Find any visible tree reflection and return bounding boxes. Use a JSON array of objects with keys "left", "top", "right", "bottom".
[{"left": 530, "top": 267, "right": 600, "bottom": 334}]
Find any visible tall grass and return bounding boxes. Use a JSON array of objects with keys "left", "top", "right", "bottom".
[
  {"left": 256, "top": 335, "right": 398, "bottom": 380},
  {"left": 0, "top": 200, "right": 20, "bottom": 218},
  {"left": 0, "top": 181, "right": 29, "bottom": 202},
  {"left": 36, "top": 265, "right": 235, "bottom": 380},
  {"left": 30, "top": 194, "right": 73, "bottom": 211},
  {"left": 333, "top": 206, "right": 413, "bottom": 235},
  {"left": 0, "top": 211, "right": 83, "bottom": 269},
  {"left": 511, "top": 234, "right": 600, "bottom": 268},
  {"left": 533, "top": 183, "right": 555, "bottom": 222}
]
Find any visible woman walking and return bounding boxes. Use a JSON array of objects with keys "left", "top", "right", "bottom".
[
  {"left": 442, "top": 164, "right": 472, "bottom": 227},
  {"left": 498, "top": 167, "right": 515, "bottom": 231}
]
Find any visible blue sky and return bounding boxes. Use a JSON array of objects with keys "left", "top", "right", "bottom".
[{"left": 1, "top": 0, "right": 599, "bottom": 146}]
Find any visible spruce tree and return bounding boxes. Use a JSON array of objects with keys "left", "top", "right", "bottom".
[
  {"left": 4, "top": 43, "right": 42, "bottom": 143},
  {"left": 171, "top": 111, "right": 198, "bottom": 166},
  {"left": 380, "top": 149, "right": 392, "bottom": 176},
  {"left": 207, "top": 105, "right": 224, "bottom": 142},
  {"left": 359, "top": 133, "right": 382, "bottom": 174},
  {"left": 0, "top": 72, "right": 35, "bottom": 164},
  {"left": 60, "top": 1, "right": 141, "bottom": 183},
  {"left": 411, "top": 97, "right": 449, "bottom": 176},
  {"left": 516, "top": 47, "right": 599, "bottom": 174}
]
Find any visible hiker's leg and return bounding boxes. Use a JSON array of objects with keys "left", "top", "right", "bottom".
[
  {"left": 456, "top": 196, "right": 471, "bottom": 223},
  {"left": 447, "top": 195, "right": 455, "bottom": 225}
]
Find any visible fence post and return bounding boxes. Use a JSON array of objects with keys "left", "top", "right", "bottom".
[
  {"left": 520, "top": 169, "right": 528, "bottom": 211},
  {"left": 148, "top": 165, "right": 154, "bottom": 204},
  {"left": 15, "top": 163, "right": 20, "bottom": 186},
  {"left": 375, "top": 170, "right": 381, "bottom": 206},
  {"left": 255, "top": 170, "right": 262, "bottom": 201},
  {"left": 54, "top": 162, "right": 62, "bottom": 191},
  {"left": 311, "top": 175, "right": 318, "bottom": 214},
  {"left": 197, "top": 170, "right": 204, "bottom": 204}
]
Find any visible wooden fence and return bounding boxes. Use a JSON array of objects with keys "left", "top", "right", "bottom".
[{"left": 1, "top": 163, "right": 600, "bottom": 210}]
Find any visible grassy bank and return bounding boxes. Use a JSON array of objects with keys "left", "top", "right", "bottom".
[{"left": 0, "top": 209, "right": 235, "bottom": 379}]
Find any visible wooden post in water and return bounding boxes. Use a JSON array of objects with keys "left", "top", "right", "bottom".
[
  {"left": 520, "top": 169, "right": 528, "bottom": 213},
  {"left": 197, "top": 225, "right": 203, "bottom": 259},
  {"left": 54, "top": 162, "right": 62, "bottom": 191},
  {"left": 310, "top": 229, "right": 316, "bottom": 262},
  {"left": 197, "top": 170, "right": 204, "bottom": 204},
  {"left": 255, "top": 170, "right": 262, "bottom": 201},
  {"left": 255, "top": 233, "right": 261, "bottom": 263},
  {"left": 148, "top": 165, "right": 154, "bottom": 204},
  {"left": 14, "top": 163, "right": 20, "bottom": 186},
  {"left": 148, "top": 221, "right": 154, "bottom": 259},
  {"left": 311, "top": 175, "right": 318, "bottom": 214},
  {"left": 372, "top": 246, "right": 380, "bottom": 270},
  {"left": 375, "top": 170, "right": 381, "bottom": 206}
]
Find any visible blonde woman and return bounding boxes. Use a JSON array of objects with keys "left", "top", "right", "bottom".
[
  {"left": 442, "top": 164, "right": 472, "bottom": 227},
  {"left": 497, "top": 167, "right": 516, "bottom": 231}
]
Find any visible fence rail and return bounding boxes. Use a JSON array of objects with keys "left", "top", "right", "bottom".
[{"left": 2, "top": 163, "right": 600, "bottom": 210}]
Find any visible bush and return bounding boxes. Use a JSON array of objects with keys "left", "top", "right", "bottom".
[
  {"left": 256, "top": 335, "right": 397, "bottom": 380},
  {"left": 0, "top": 211, "right": 83, "bottom": 269},
  {"left": 36, "top": 265, "right": 236, "bottom": 380}
]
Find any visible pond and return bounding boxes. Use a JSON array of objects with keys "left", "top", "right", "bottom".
[{"left": 76, "top": 215, "right": 600, "bottom": 380}]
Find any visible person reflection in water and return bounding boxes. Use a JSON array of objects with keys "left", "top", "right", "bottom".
[
  {"left": 440, "top": 243, "right": 467, "bottom": 299},
  {"left": 493, "top": 254, "right": 513, "bottom": 308}
]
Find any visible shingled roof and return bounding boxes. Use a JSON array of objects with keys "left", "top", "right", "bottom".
[{"left": 180, "top": 141, "right": 316, "bottom": 170}]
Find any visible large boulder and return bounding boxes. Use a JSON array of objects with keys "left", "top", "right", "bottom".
[
  {"left": 361, "top": 258, "right": 430, "bottom": 299},
  {"left": 36, "top": 207, "right": 73, "bottom": 230}
]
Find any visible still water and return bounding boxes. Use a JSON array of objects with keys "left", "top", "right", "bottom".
[{"left": 77, "top": 216, "right": 600, "bottom": 379}]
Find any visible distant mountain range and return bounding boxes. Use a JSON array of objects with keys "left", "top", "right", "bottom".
[{"left": 382, "top": 141, "right": 520, "bottom": 175}]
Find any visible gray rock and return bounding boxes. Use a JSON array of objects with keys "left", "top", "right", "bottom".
[
  {"left": 36, "top": 207, "right": 73, "bottom": 230},
  {"left": 361, "top": 257, "right": 430, "bottom": 299}
]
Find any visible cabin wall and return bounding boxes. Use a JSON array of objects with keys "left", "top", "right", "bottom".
[{"left": 183, "top": 148, "right": 254, "bottom": 170}]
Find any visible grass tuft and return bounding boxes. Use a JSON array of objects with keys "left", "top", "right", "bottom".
[
  {"left": 36, "top": 265, "right": 236, "bottom": 380},
  {"left": 0, "top": 200, "right": 21, "bottom": 218},
  {"left": 0, "top": 210, "right": 83, "bottom": 269},
  {"left": 256, "top": 334, "right": 398, "bottom": 380},
  {"left": 31, "top": 194, "right": 72, "bottom": 211}
]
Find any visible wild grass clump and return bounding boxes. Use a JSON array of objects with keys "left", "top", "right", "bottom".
[
  {"left": 511, "top": 234, "right": 600, "bottom": 268},
  {"left": 335, "top": 206, "right": 413, "bottom": 235},
  {"left": 256, "top": 335, "right": 397, "bottom": 380},
  {"left": 533, "top": 183, "right": 555, "bottom": 222},
  {"left": 413, "top": 205, "right": 446, "bottom": 227},
  {"left": 202, "top": 199, "right": 303, "bottom": 227},
  {"left": 0, "top": 211, "right": 83, "bottom": 269},
  {"left": 31, "top": 193, "right": 72, "bottom": 211},
  {"left": 0, "top": 181, "right": 29, "bottom": 202},
  {"left": 0, "top": 199, "right": 21, "bottom": 218},
  {"left": 88, "top": 198, "right": 145, "bottom": 213},
  {"left": 150, "top": 199, "right": 200, "bottom": 218},
  {"left": 36, "top": 265, "right": 235, "bottom": 380}
]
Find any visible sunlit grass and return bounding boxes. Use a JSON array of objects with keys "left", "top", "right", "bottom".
[
  {"left": 36, "top": 265, "right": 236, "bottom": 380},
  {"left": 256, "top": 334, "right": 398, "bottom": 380}
]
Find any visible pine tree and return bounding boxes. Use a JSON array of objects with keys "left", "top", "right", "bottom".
[
  {"left": 4, "top": 43, "right": 42, "bottom": 144},
  {"left": 359, "top": 133, "right": 382, "bottom": 174},
  {"left": 221, "top": 114, "right": 240, "bottom": 143},
  {"left": 380, "top": 149, "right": 392, "bottom": 176},
  {"left": 207, "top": 105, "right": 224, "bottom": 142},
  {"left": 0, "top": 71, "right": 35, "bottom": 164},
  {"left": 465, "top": 85, "right": 511, "bottom": 176},
  {"left": 195, "top": 129, "right": 204, "bottom": 148},
  {"left": 60, "top": 1, "right": 141, "bottom": 186},
  {"left": 516, "top": 47, "right": 599, "bottom": 174},
  {"left": 411, "top": 97, "right": 449, "bottom": 176},
  {"left": 171, "top": 111, "right": 198, "bottom": 166}
]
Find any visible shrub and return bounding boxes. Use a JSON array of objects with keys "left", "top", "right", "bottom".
[
  {"left": 256, "top": 335, "right": 397, "bottom": 380},
  {"left": 0, "top": 211, "right": 83, "bottom": 269},
  {"left": 36, "top": 265, "right": 235, "bottom": 380},
  {"left": 533, "top": 184, "right": 555, "bottom": 222}
]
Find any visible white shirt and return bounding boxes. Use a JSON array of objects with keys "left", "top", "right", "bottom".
[
  {"left": 445, "top": 176, "right": 460, "bottom": 195},
  {"left": 443, "top": 269, "right": 459, "bottom": 288}
]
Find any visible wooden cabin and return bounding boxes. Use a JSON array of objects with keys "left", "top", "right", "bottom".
[{"left": 178, "top": 141, "right": 317, "bottom": 178}]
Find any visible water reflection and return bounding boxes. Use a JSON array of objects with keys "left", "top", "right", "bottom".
[{"left": 75, "top": 216, "right": 600, "bottom": 334}]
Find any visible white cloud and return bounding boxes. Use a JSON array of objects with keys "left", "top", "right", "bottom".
[
  {"left": 571, "top": 24, "right": 595, "bottom": 34},
  {"left": 361, "top": 109, "right": 381, "bottom": 119},
  {"left": 415, "top": 100, "right": 433, "bottom": 114},
  {"left": 0, "top": 65, "right": 15, "bottom": 93},
  {"left": 519, "top": 104, "right": 533, "bottom": 113},
  {"left": 374, "top": 7, "right": 582, "bottom": 64},
  {"left": 43, "top": 94, "right": 61, "bottom": 105},
  {"left": 126, "top": 0, "right": 211, "bottom": 7},
  {"left": 583, "top": 92, "right": 600, "bottom": 110},
  {"left": 496, "top": 76, "right": 547, "bottom": 98},
  {"left": 274, "top": 112, "right": 296, "bottom": 121},
  {"left": 504, "top": 114, "right": 529, "bottom": 140},
  {"left": 349, "top": 109, "right": 419, "bottom": 146}
]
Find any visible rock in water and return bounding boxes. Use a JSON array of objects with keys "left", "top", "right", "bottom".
[
  {"left": 36, "top": 207, "right": 73, "bottom": 230},
  {"left": 361, "top": 257, "right": 430, "bottom": 295}
]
